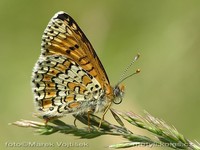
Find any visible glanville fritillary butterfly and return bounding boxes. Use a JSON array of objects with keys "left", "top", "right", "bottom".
[{"left": 31, "top": 11, "right": 140, "bottom": 128}]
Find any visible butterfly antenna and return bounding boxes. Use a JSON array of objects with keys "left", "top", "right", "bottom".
[{"left": 116, "top": 53, "right": 140, "bottom": 86}]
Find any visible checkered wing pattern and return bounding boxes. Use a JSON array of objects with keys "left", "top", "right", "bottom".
[{"left": 32, "top": 12, "right": 113, "bottom": 119}]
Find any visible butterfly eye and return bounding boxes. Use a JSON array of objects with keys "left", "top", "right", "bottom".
[
  {"left": 113, "top": 97, "right": 122, "bottom": 104},
  {"left": 113, "top": 85, "right": 124, "bottom": 104}
]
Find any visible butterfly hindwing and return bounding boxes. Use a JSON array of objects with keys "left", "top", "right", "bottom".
[{"left": 32, "top": 55, "right": 103, "bottom": 118}]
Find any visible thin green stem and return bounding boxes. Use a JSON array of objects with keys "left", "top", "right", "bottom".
[{"left": 11, "top": 110, "right": 200, "bottom": 150}]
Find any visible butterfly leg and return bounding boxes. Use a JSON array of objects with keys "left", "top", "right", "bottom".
[
  {"left": 44, "top": 118, "right": 49, "bottom": 125},
  {"left": 43, "top": 116, "right": 59, "bottom": 125},
  {"left": 98, "top": 102, "right": 112, "bottom": 129},
  {"left": 43, "top": 115, "right": 51, "bottom": 125},
  {"left": 87, "top": 110, "right": 93, "bottom": 131},
  {"left": 73, "top": 118, "right": 77, "bottom": 127}
]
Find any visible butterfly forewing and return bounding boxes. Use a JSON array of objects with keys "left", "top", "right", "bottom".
[
  {"left": 41, "top": 12, "right": 110, "bottom": 89},
  {"left": 32, "top": 12, "right": 113, "bottom": 119}
]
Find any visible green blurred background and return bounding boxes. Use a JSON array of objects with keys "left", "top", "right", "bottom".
[{"left": 1, "top": 0, "right": 200, "bottom": 150}]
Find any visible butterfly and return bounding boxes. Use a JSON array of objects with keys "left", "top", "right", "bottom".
[{"left": 32, "top": 11, "right": 139, "bottom": 128}]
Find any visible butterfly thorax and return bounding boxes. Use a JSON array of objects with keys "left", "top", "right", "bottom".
[{"left": 90, "top": 84, "right": 124, "bottom": 113}]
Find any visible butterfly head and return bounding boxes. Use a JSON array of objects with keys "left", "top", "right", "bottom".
[{"left": 113, "top": 84, "right": 125, "bottom": 104}]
